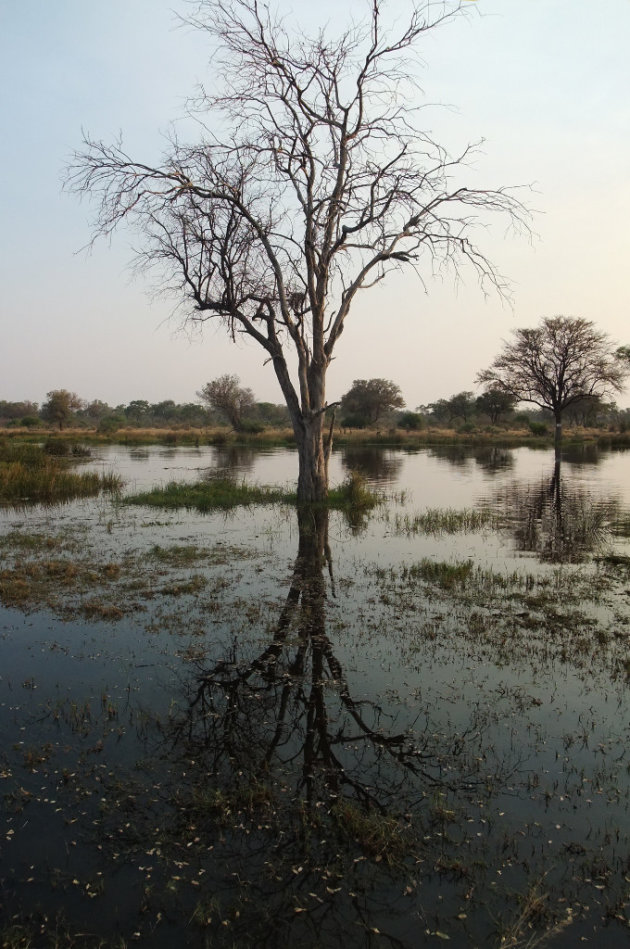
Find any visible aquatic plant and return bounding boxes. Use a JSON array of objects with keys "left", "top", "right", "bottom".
[{"left": 0, "top": 441, "right": 121, "bottom": 505}]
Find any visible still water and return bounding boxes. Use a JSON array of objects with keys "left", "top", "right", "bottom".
[{"left": 1, "top": 443, "right": 630, "bottom": 947}]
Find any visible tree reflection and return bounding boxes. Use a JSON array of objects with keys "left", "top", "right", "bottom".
[
  {"left": 340, "top": 446, "right": 403, "bottom": 485},
  {"left": 471, "top": 446, "right": 514, "bottom": 474},
  {"left": 205, "top": 443, "right": 258, "bottom": 477},
  {"left": 174, "top": 507, "right": 481, "bottom": 807},
  {"left": 165, "top": 507, "right": 509, "bottom": 946},
  {"left": 495, "top": 455, "right": 619, "bottom": 563}
]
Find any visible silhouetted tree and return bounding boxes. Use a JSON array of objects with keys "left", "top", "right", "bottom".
[
  {"left": 478, "top": 316, "right": 627, "bottom": 447},
  {"left": 475, "top": 387, "right": 516, "bottom": 424},
  {"left": 67, "top": 0, "right": 529, "bottom": 501}
]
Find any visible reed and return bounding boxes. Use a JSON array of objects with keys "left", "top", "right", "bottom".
[{"left": 0, "top": 441, "right": 121, "bottom": 505}]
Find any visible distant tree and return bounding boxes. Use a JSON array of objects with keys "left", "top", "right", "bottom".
[
  {"left": 478, "top": 316, "right": 628, "bottom": 446},
  {"left": 447, "top": 391, "right": 476, "bottom": 424},
  {"left": 151, "top": 400, "right": 179, "bottom": 424},
  {"left": 427, "top": 391, "right": 475, "bottom": 425},
  {"left": 97, "top": 414, "right": 126, "bottom": 434},
  {"left": 340, "top": 379, "right": 404, "bottom": 428},
  {"left": 397, "top": 411, "right": 425, "bottom": 431},
  {"left": 425, "top": 399, "right": 450, "bottom": 426},
  {"left": 564, "top": 395, "right": 614, "bottom": 428},
  {"left": 82, "top": 399, "right": 113, "bottom": 422},
  {"left": 40, "top": 390, "right": 84, "bottom": 430},
  {"left": 256, "top": 402, "right": 291, "bottom": 428},
  {"left": 0, "top": 400, "right": 39, "bottom": 422},
  {"left": 198, "top": 375, "right": 257, "bottom": 432},
  {"left": 125, "top": 400, "right": 151, "bottom": 424},
  {"left": 475, "top": 388, "right": 516, "bottom": 425},
  {"left": 178, "top": 402, "right": 212, "bottom": 426}
]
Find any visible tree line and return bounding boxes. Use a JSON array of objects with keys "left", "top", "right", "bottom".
[{"left": 3, "top": 316, "right": 630, "bottom": 435}]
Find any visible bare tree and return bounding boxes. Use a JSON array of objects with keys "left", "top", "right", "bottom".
[
  {"left": 197, "top": 373, "right": 256, "bottom": 431},
  {"left": 66, "top": 0, "right": 529, "bottom": 501},
  {"left": 477, "top": 316, "right": 628, "bottom": 448}
]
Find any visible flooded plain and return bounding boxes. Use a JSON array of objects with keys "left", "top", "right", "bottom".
[{"left": 2, "top": 442, "right": 630, "bottom": 947}]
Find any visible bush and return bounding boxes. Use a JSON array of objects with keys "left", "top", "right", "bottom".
[
  {"left": 20, "top": 415, "right": 40, "bottom": 428},
  {"left": 44, "top": 438, "right": 71, "bottom": 456},
  {"left": 397, "top": 412, "right": 425, "bottom": 431},
  {"left": 97, "top": 415, "right": 125, "bottom": 434},
  {"left": 340, "top": 414, "right": 368, "bottom": 429},
  {"left": 238, "top": 420, "right": 266, "bottom": 434},
  {"left": 528, "top": 421, "right": 549, "bottom": 436}
]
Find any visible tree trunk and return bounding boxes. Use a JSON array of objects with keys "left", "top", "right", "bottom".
[
  {"left": 272, "top": 352, "right": 331, "bottom": 503},
  {"left": 295, "top": 415, "right": 329, "bottom": 503},
  {"left": 554, "top": 411, "right": 562, "bottom": 449}
]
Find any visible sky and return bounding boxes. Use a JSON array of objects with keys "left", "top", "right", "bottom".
[{"left": 1, "top": 0, "right": 629, "bottom": 411}]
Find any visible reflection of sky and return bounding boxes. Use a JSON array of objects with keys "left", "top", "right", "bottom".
[{"left": 42, "top": 443, "right": 630, "bottom": 575}]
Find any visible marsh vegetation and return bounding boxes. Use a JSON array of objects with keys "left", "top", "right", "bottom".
[
  {"left": 2, "top": 442, "right": 630, "bottom": 947},
  {"left": 0, "top": 440, "right": 121, "bottom": 506}
]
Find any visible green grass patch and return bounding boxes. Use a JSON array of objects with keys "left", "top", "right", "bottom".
[
  {"left": 125, "top": 478, "right": 292, "bottom": 511},
  {"left": 125, "top": 472, "right": 382, "bottom": 514}
]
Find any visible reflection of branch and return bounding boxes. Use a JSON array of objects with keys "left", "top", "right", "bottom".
[
  {"left": 172, "top": 508, "right": 498, "bottom": 817},
  {"left": 494, "top": 457, "right": 618, "bottom": 564}
]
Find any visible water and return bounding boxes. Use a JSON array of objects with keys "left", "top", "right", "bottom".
[{"left": 2, "top": 442, "right": 630, "bottom": 947}]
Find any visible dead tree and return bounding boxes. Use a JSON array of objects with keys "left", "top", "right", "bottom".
[{"left": 67, "top": 0, "right": 529, "bottom": 501}]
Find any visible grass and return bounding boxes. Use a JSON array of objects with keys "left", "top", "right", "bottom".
[
  {"left": 390, "top": 507, "right": 498, "bottom": 535},
  {"left": 124, "top": 471, "right": 381, "bottom": 514},
  {"left": 124, "top": 478, "right": 292, "bottom": 511},
  {"left": 0, "top": 441, "right": 121, "bottom": 505}
]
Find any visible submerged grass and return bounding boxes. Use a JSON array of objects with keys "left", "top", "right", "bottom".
[{"left": 390, "top": 506, "right": 498, "bottom": 535}]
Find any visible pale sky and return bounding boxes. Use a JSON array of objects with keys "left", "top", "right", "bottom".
[{"left": 1, "top": 0, "right": 629, "bottom": 410}]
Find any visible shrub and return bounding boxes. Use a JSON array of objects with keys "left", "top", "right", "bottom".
[
  {"left": 397, "top": 411, "right": 425, "bottom": 431},
  {"left": 44, "top": 438, "right": 71, "bottom": 456},
  {"left": 238, "top": 420, "right": 266, "bottom": 434},
  {"left": 528, "top": 421, "right": 549, "bottom": 436},
  {"left": 97, "top": 415, "right": 125, "bottom": 434},
  {"left": 340, "top": 414, "right": 368, "bottom": 429}
]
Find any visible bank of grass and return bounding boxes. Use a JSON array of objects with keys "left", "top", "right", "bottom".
[
  {"left": 125, "top": 471, "right": 381, "bottom": 514},
  {"left": 0, "top": 441, "right": 121, "bottom": 505}
]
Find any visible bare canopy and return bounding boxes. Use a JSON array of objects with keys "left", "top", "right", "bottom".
[
  {"left": 477, "top": 316, "right": 628, "bottom": 445},
  {"left": 67, "top": 0, "right": 529, "bottom": 501}
]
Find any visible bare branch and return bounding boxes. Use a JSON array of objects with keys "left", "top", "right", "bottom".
[{"left": 66, "top": 0, "right": 531, "bottom": 500}]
